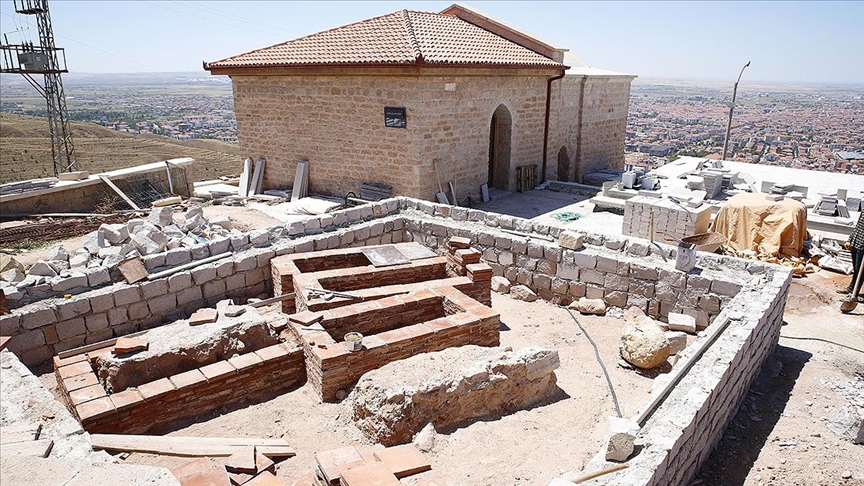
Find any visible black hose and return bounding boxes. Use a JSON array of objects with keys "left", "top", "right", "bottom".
[{"left": 567, "top": 308, "right": 623, "bottom": 418}]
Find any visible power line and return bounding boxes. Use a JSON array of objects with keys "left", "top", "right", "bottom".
[
  {"left": 0, "top": 11, "right": 162, "bottom": 72},
  {"left": 141, "top": 1, "right": 287, "bottom": 38},
  {"left": 182, "top": 1, "right": 302, "bottom": 38}
]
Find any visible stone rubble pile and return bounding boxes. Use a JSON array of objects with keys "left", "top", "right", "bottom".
[{"left": 1, "top": 207, "right": 235, "bottom": 294}]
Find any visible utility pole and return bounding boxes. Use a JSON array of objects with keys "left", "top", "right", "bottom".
[
  {"left": 0, "top": 0, "right": 78, "bottom": 177},
  {"left": 721, "top": 61, "right": 750, "bottom": 161}
]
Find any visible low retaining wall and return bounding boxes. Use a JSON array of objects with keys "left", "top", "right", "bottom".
[{"left": 55, "top": 341, "right": 304, "bottom": 434}]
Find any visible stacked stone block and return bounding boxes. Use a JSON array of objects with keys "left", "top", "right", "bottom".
[{"left": 622, "top": 196, "right": 713, "bottom": 241}]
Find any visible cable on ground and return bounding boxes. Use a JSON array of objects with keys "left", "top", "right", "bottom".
[{"left": 566, "top": 308, "right": 623, "bottom": 418}]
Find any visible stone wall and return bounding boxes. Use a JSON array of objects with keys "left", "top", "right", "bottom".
[
  {"left": 54, "top": 342, "right": 305, "bottom": 434},
  {"left": 231, "top": 68, "right": 633, "bottom": 202}
]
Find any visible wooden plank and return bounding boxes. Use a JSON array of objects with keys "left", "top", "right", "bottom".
[
  {"left": 239, "top": 158, "right": 252, "bottom": 197},
  {"left": 1, "top": 438, "right": 53, "bottom": 457},
  {"left": 90, "top": 434, "right": 295, "bottom": 458},
  {"left": 98, "top": 175, "right": 141, "bottom": 210},
  {"left": 57, "top": 330, "right": 146, "bottom": 359}
]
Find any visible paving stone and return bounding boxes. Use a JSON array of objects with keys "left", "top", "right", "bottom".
[
  {"left": 605, "top": 416, "right": 638, "bottom": 462},
  {"left": 372, "top": 445, "right": 431, "bottom": 478},
  {"left": 340, "top": 462, "right": 400, "bottom": 486},
  {"left": 189, "top": 308, "right": 218, "bottom": 326},
  {"left": 113, "top": 336, "right": 148, "bottom": 354}
]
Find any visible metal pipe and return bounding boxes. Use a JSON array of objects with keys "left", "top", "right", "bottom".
[
  {"left": 542, "top": 70, "right": 566, "bottom": 181},
  {"left": 721, "top": 61, "right": 751, "bottom": 161},
  {"left": 146, "top": 253, "right": 231, "bottom": 281}
]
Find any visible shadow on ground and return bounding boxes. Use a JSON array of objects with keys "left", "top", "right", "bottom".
[
  {"left": 474, "top": 188, "right": 592, "bottom": 220},
  {"left": 694, "top": 344, "right": 812, "bottom": 485}
]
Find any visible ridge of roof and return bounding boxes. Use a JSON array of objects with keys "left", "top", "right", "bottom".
[{"left": 206, "top": 9, "right": 566, "bottom": 71}]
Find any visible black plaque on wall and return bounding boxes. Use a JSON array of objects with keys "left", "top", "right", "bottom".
[{"left": 384, "top": 107, "right": 406, "bottom": 128}]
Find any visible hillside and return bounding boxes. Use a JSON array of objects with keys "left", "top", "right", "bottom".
[{"left": 0, "top": 113, "right": 244, "bottom": 183}]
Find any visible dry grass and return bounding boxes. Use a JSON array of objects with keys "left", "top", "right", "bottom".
[{"left": 0, "top": 113, "right": 244, "bottom": 183}]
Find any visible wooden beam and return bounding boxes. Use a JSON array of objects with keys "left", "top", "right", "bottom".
[
  {"left": 99, "top": 175, "right": 141, "bottom": 210},
  {"left": 90, "top": 434, "right": 296, "bottom": 458}
]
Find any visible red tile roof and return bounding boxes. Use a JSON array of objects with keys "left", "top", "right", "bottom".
[{"left": 206, "top": 10, "right": 565, "bottom": 70}]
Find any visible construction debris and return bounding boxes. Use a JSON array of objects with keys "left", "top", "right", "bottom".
[
  {"left": 90, "top": 434, "right": 296, "bottom": 458},
  {"left": 314, "top": 443, "right": 431, "bottom": 485}
]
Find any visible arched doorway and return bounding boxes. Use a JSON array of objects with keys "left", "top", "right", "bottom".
[
  {"left": 557, "top": 146, "right": 570, "bottom": 181},
  {"left": 488, "top": 104, "right": 512, "bottom": 190}
]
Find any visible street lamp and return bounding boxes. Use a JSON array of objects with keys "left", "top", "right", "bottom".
[{"left": 721, "top": 61, "right": 751, "bottom": 161}]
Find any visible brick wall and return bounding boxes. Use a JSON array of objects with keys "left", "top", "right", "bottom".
[{"left": 55, "top": 341, "right": 305, "bottom": 434}]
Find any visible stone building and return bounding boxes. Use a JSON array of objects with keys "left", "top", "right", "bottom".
[{"left": 205, "top": 4, "right": 635, "bottom": 201}]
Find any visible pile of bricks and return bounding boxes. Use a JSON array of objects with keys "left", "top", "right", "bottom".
[
  {"left": 314, "top": 443, "right": 431, "bottom": 485},
  {"left": 700, "top": 169, "right": 725, "bottom": 198},
  {"left": 54, "top": 341, "right": 304, "bottom": 434},
  {"left": 288, "top": 286, "right": 499, "bottom": 402},
  {"left": 623, "top": 196, "right": 712, "bottom": 242},
  {"left": 445, "top": 236, "right": 481, "bottom": 276}
]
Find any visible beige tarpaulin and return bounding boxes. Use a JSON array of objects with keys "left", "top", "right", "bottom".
[{"left": 711, "top": 192, "right": 807, "bottom": 258}]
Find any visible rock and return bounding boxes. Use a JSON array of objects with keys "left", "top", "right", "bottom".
[
  {"left": 69, "top": 251, "right": 90, "bottom": 268},
  {"left": 209, "top": 215, "right": 232, "bottom": 230},
  {"left": 180, "top": 236, "right": 199, "bottom": 248},
  {"left": 620, "top": 319, "right": 670, "bottom": 369},
  {"left": 48, "top": 246, "right": 70, "bottom": 262},
  {"left": 161, "top": 225, "right": 185, "bottom": 240},
  {"left": 510, "top": 284, "right": 538, "bottom": 302},
  {"left": 0, "top": 268, "right": 25, "bottom": 283},
  {"left": 167, "top": 238, "right": 182, "bottom": 250},
  {"left": 569, "top": 297, "right": 606, "bottom": 315},
  {"left": 667, "top": 312, "right": 697, "bottom": 333},
  {"left": 148, "top": 207, "right": 175, "bottom": 228},
  {"left": 126, "top": 218, "right": 146, "bottom": 234},
  {"left": 98, "top": 244, "right": 135, "bottom": 259},
  {"left": 130, "top": 233, "right": 162, "bottom": 256},
  {"left": 113, "top": 337, "right": 149, "bottom": 355},
  {"left": 665, "top": 331, "right": 687, "bottom": 355},
  {"left": 0, "top": 254, "right": 25, "bottom": 274},
  {"left": 605, "top": 416, "right": 639, "bottom": 462},
  {"left": 350, "top": 346, "right": 560, "bottom": 445},
  {"left": 223, "top": 305, "right": 246, "bottom": 318},
  {"left": 413, "top": 423, "right": 437, "bottom": 453},
  {"left": 81, "top": 231, "right": 109, "bottom": 255},
  {"left": 491, "top": 276, "right": 511, "bottom": 294},
  {"left": 558, "top": 231, "right": 585, "bottom": 250},
  {"left": 47, "top": 260, "right": 70, "bottom": 273},
  {"left": 98, "top": 223, "right": 129, "bottom": 245},
  {"left": 184, "top": 214, "right": 207, "bottom": 232},
  {"left": 335, "top": 389, "right": 348, "bottom": 401},
  {"left": 842, "top": 471, "right": 852, "bottom": 479},
  {"left": 184, "top": 207, "right": 204, "bottom": 221},
  {"left": 624, "top": 305, "right": 646, "bottom": 321},
  {"left": 101, "top": 254, "right": 124, "bottom": 268},
  {"left": 27, "top": 261, "right": 57, "bottom": 277}
]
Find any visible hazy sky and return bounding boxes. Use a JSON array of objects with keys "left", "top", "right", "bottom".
[{"left": 1, "top": 1, "right": 862, "bottom": 84}]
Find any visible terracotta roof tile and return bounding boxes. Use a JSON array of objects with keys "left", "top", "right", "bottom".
[{"left": 207, "top": 10, "right": 564, "bottom": 70}]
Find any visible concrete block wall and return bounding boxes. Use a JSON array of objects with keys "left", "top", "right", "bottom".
[
  {"left": 396, "top": 198, "right": 747, "bottom": 326},
  {"left": 0, "top": 200, "right": 404, "bottom": 366}
]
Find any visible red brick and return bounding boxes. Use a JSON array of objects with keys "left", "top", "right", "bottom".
[
  {"left": 110, "top": 388, "right": 145, "bottom": 411},
  {"left": 63, "top": 372, "right": 99, "bottom": 392},
  {"left": 447, "top": 312, "right": 479, "bottom": 327},
  {"left": 113, "top": 337, "right": 148, "bottom": 354},
  {"left": 57, "top": 360, "right": 92, "bottom": 379},
  {"left": 447, "top": 236, "right": 472, "bottom": 249},
  {"left": 316, "top": 446, "right": 364, "bottom": 484},
  {"left": 228, "top": 352, "right": 264, "bottom": 371},
  {"left": 254, "top": 343, "right": 291, "bottom": 362},
  {"left": 43, "top": 325, "right": 59, "bottom": 345},
  {"left": 360, "top": 335, "right": 386, "bottom": 350},
  {"left": 138, "top": 377, "right": 176, "bottom": 400},
  {"left": 377, "top": 328, "right": 410, "bottom": 345},
  {"left": 288, "top": 310, "right": 323, "bottom": 326},
  {"left": 189, "top": 308, "right": 218, "bottom": 326},
  {"left": 340, "top": 462, "right": 399, "bottom": 486},
  {"left": 373, "top": 445, "right": 431, "bottom": 478},
  {"left": 76, "top": 396, "right": 115, "bottom": 421},
  {"left": 225, "top": 446, "right": 256, "bottom": 474},
  {"left": 200, "top": 360, "right": 236, "bottom": 381},
  {"left": 171, "top": 458, "right": 212, "bottom": 481},
  {"left": 426, "top": 317, "right": 455, "bottom": 332},
  {"left": 170, "top": 369, "right": 207, "bottom": 390},
  {"left": 255, "top": 450, "right": 275, "bottom": 474},
  {"left": 69, "top": 384, "right": 107, "bottom": 405},
  {"left": 314, "top": 343, "right": 348, "bottom": 361},
  {"left": 86, "top": 346, "right": 114, "bottom": 361},
  {"left": 174, "top": 464, "right": 231, "bottom": 486},
  {"left": 401, "top": 324, "right": 434, "bottom": 340}
]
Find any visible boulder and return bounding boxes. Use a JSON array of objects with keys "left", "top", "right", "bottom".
[
  {"left": 48, "top": 246, "right": 70, "bottom": 262},
  {"left": 98, "top": 223, "right": 129, "bottom": 245},
  {"left": 569, "top": 297, "right": 606, "bottom": 315},
  {"left": 558, "top": 231, "right": 585, "bottom": 250},
  {"left": 27, "top": 261, "right": 57, "bottom": 277},
  {"left": 510, "top": 284, "right": 538, "bottom": 302},
  {"left": 491, "top": 276, "right": 512, "bottom": 294},
  {"left": 351, "top": 346, "right": 560, "bottom": 445},
  {"left": 620, "top": 319, "right": 670, "bottom": 369},
  {"left": 147, "top": 207, "right": 175, "bottom": 228}
]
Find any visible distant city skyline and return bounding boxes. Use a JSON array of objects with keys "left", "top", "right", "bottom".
[{"left": 0, "top": 1, "right": 862, "bottom": 85}]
